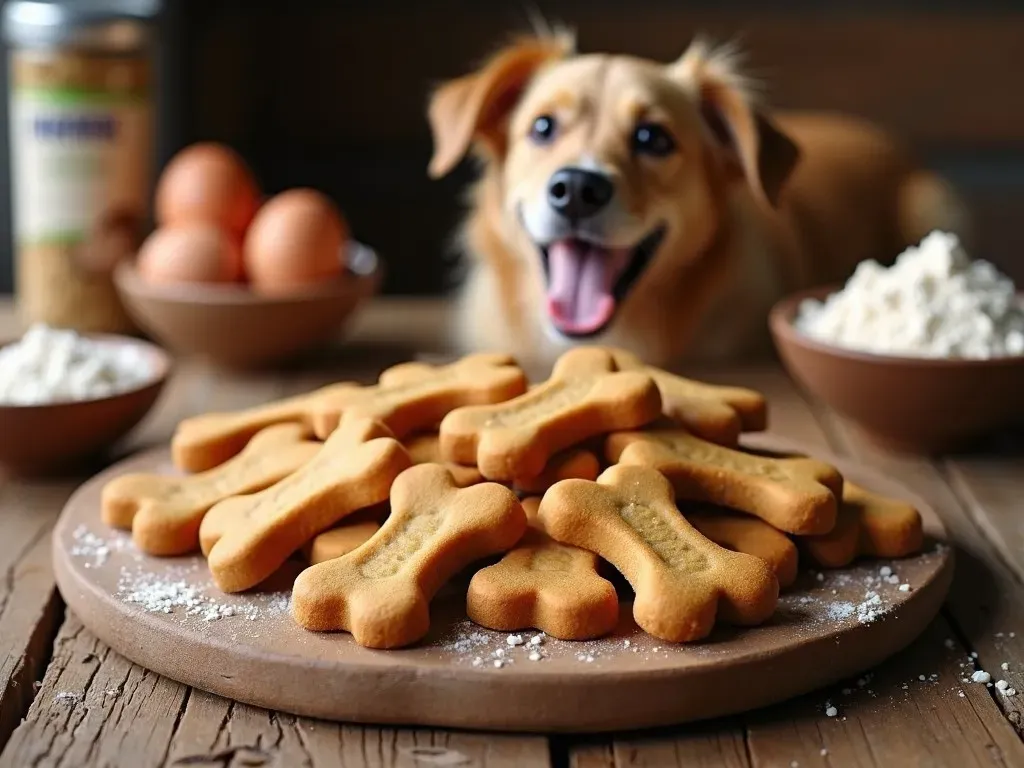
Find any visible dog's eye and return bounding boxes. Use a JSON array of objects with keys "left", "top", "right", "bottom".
[
  {"left": 530, "top": 115, "right": 557, "bottom": 144},
  {"left": 632, "top": 123, "right": 676, "bottom": 157}
]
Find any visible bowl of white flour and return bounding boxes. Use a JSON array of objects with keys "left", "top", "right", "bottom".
[
  {"left": 770, "top": 231, "right": 1024, "bottom": 453},
  {"left": 0, "top": 326, "right": 171, "bottom": 475}
]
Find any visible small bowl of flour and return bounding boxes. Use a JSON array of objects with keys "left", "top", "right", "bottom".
[
  {"left": 0, "top": 326, "right": 171, "bottom": 475},
  {"left": 770, "top": 231, "right": 1024, "bottom": 453}
]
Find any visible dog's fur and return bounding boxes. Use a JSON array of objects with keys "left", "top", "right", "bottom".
[{"left": 427, "top": 33, "right": 969, "bottom": 370}]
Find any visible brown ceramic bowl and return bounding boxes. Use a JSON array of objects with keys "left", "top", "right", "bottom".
[
  {"left": 0, "top": 334, "right": 171, "bottom": 476},
  {"left": 770, "top": 286, "right": 1024, "bottom": 453},
  {"left": 114, "top": 241, "right": 382, "bottom": 369}
]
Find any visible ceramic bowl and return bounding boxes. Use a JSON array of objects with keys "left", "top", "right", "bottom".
[
  {"left": 769, "top": 286, "right": 1024, "bottom": 453},
  {"left": 0, "top": 334, "right": 171, "bottom": 475},
  {"left": 114, "top": 241, "right": 382, "bottom": 369}
]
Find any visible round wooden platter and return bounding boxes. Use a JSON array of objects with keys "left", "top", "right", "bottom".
[{"left": 53, "top": 434, "right": 953, "bottom": 734}]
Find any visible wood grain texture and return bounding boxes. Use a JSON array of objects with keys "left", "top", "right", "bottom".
[
  {"left": 0, "top": 483, "right": 67, "bottom": 752},
  {"left": 569, "top": 722, "right": 750, "bottom": 768},
  {"left": 0, "top": 615, "right": 551, "bottom": 768},
  {"left": 195, "top": 7, "right": 1024, "bottom": 147}
]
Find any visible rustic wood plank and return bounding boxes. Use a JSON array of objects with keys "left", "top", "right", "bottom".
[
  {"left": 212, "top": 9, "right": 1024, "bottom": 147},
  {"left": 1, "top": 615, "right": 551, "bottom": 768},
  {"left": 167, "top": 690, "right": 551, "bottom": 767},
  {"left": 0, "top": 482, "right": 69, "bottom": 752},
  {"left": 569, "top": 722, "right": 750, "bottom": 768},
  {"left": 0, "top": 614, "right": 191, "bottom": 768},
  {"left": 744, "top": 615, "right": 1024, "bottom": 768},
  {"left": 941, "top": 453, "right": 1024, "bottom": 585}
]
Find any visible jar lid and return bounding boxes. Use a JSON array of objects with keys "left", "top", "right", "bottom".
[{"left": 2, "top": 0, "right": 161, "bottom": 49}]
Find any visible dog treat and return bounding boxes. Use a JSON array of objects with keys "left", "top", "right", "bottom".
[
  {"left": 404, "top": 432, "right": 484, "bottom": 487},
  {"left": 441, "top": 347, "right": 662, "bottom": 481},
  {"left": 103, "top": 424, "right": 321, "bottom": 556},
  {"left": 171, "top": 382, "right": 358, "bottom": 472},
  {"left": 609, "top": 347, "right": 767, "bottom": 444},
  {"left": 197, "top": 420, "right": 395, "bottom": 557},
  {"left": 514, "top": 448, "right": 601, "bottom": 494},
  {"left": 607, "top": 429, "right": 841, "bottom": 535},
  {"left": 803, "top": 482, "right": 924, "bottom": 568},
  {"left": 539, "top": 464, "right": 778, "bottom": 642},
  {"left": 467, "top": 497, "right": 619, "bottom": 639},
  {"left": 311, "top": 353, "right": 527, "bottom": 440},
  {"left": 305, "top": 520, "right": 381, "bottom": 565},
  {"left": 687, "top": 510, "right": 799, "bottom": 589},
  {"left": 292, "top": 464, "right": 527, "bottom": 648},
  {"left": 204, "top": 414, "right": 411, "bottom": 592}
]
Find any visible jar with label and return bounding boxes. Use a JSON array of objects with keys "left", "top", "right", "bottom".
[{"left": 3, "top": 0, "right": 160, "bottom": 333}]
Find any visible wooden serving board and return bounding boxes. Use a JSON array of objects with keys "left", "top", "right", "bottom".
[{"left": 52, "top": 435, "right": 953, "bottom": 734}]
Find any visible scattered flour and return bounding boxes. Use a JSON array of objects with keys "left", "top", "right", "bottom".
[
  {"left": 795, "top": 231, "right": 1024, "bottom": 359},
  {"left": 827, "top": 601, "right": 856, "bottom": 622},
  {"left": 70, "top": 525, "right": 134, "bottom": 568},
  {"left": 115, "top": 564, "right": 289, "bottom": 624}
]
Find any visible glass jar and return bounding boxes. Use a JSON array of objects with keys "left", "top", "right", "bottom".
[{"left": 3, "top": 0, "right": 160, "bottom": 333}]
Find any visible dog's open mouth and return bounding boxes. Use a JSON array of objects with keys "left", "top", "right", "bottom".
[{"left": 540, "top": 226, "right": 666, "bottom": 338}]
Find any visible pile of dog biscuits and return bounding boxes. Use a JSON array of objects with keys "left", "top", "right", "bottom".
[{"left": 100, "top": 348, "right": 924, "bottom": 649}]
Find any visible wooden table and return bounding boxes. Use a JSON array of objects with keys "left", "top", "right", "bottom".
[{"left": 2, "top": 298, "right": 1023, "bottom": 768}]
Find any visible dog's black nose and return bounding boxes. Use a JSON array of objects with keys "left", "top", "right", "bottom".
[{"left": 547, "top": 168, "right": 614, "bottom": 220}]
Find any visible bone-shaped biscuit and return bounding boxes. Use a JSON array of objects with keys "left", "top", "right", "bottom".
[
  {"left": 404, "top": 432, "right": 484, "bottom": 487},
  {"left": 291, "top": 463, "right": 527, "bottom": 648},
  {"left": 310, "top": 353, "right": 527, "bottom": 440},
  {"left": 686, "top": 510, "right": 799, "bottom": 590},
  {"left": 304, "top": 519, "right": 381, "bottom": 565},
  {"left": 467, "top": 497, "right": 619, "bottom": 640},
  {"left": 197, "top": 420, "right": 395, "bottom": 557},
  {"left": 802, "top": 482, "right": 924, "bottom": 568},
  {"left": 103, "top": 424, "right": 321, "bottom": 556},
  {"left": 171, "top": 382, "right": 358, "bottom": 472},
  {"left": 539, "top": 464, "right": 778, "bottom": 642},
  {"left": 608, "top": 348, "right": 767, "bottom": 444},
  {"left": 205, "top": 414, "right": 411, "bottom": 592},
  {"left": 607, "top": 429, "right": 842, "bottom": 535},
  {"left": 513, "top": 448, "right": 600, "bottom": 494},
  {"left": 440, "top": 347, "right": 662, "bottom": 481}
]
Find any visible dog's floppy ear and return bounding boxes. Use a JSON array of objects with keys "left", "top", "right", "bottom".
[
  {"left": 428, "top": 33, "right": 573, "bottom": 179},
  {"left": 669, "top": 39, "right": 799, "bottom": 207}
]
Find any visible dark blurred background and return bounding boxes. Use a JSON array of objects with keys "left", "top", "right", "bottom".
[{"left": 1, "top": 0, "right": 1023, "bottom": 295}]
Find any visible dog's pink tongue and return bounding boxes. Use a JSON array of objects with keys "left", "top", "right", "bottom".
[{"left": 546, "top": 240, "right": 629, "bottom": 335}]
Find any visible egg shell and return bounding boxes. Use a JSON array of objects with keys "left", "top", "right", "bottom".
[
  {"left": 155, "top": 143, "right": 260, "bottom": 239},
  {"left": 137, "top": 224, "right": 244, "bottom": 285},
  {"left": 244, "top": 188, "right": 347, "bottom": 294}
]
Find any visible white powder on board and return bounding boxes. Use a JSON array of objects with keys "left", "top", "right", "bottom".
[
  {"left": 796, "top": 231, "right": 1024, "bottom": 359},
  {"left": 0, "top": 324, "right": 155, "bottom": 405}
]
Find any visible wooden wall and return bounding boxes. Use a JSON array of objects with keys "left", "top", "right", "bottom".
[{"left": 2, "top": 0, "right": 1023, "bottom": 294}]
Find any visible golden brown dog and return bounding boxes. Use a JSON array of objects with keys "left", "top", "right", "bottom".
[{"left": 427, "top": 33, "right": 969, "bottom": 370}]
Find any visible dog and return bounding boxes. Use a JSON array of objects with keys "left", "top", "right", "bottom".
[{"left": 426, "top": 32, "right": 970, "bottom": 371}]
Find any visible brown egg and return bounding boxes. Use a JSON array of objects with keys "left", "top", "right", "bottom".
[
  {"left": 155, "top": 143, "right": 260, "bottom": 238},
  {"left": 137, "top": 224, "right": 244, "bottom": 285},
  {"left": 244, "top": 188, "right": 347, "bottom": 294}
]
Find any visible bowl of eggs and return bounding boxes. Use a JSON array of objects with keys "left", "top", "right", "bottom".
[{"left": 115, "top": 143, "right": 382, "bottom": 369}]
